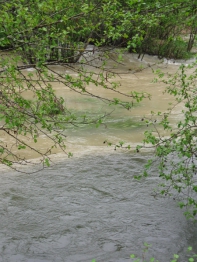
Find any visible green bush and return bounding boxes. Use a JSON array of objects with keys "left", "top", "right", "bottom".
[{"left": 136, "top": 37, "right": 190, "bottom": 59}]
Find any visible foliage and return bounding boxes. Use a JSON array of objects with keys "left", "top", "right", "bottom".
[
  {"left": 0, "top": 0, "right": 152, "bottom": 172},
  {"left": 136, "top": 60, "right": 197, "bottom": 219},
  {"left": 130, "top": 1, "right": 197, "bottom": 59},
  {"left": 1, "top": 1, "right": 196, "bottom": 57},
  {"left": 140, "top": 37, "right": 190, "bottom": 59}
]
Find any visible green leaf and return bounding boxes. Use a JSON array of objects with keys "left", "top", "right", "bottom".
[{"left": 44, "top": 158, "right": 50, "bottom": 167}]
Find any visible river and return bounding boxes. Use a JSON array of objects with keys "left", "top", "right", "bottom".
[{"left": 0, "top": 52, "right": 197, "bottom": 262}]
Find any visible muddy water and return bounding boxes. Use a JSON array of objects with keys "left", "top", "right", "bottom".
[
  {"left": 52, "top": 53, "right": 183, "bottom": 149},
  {"left": 0, "top": 53, "right": 197, "bottom": 261}
]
